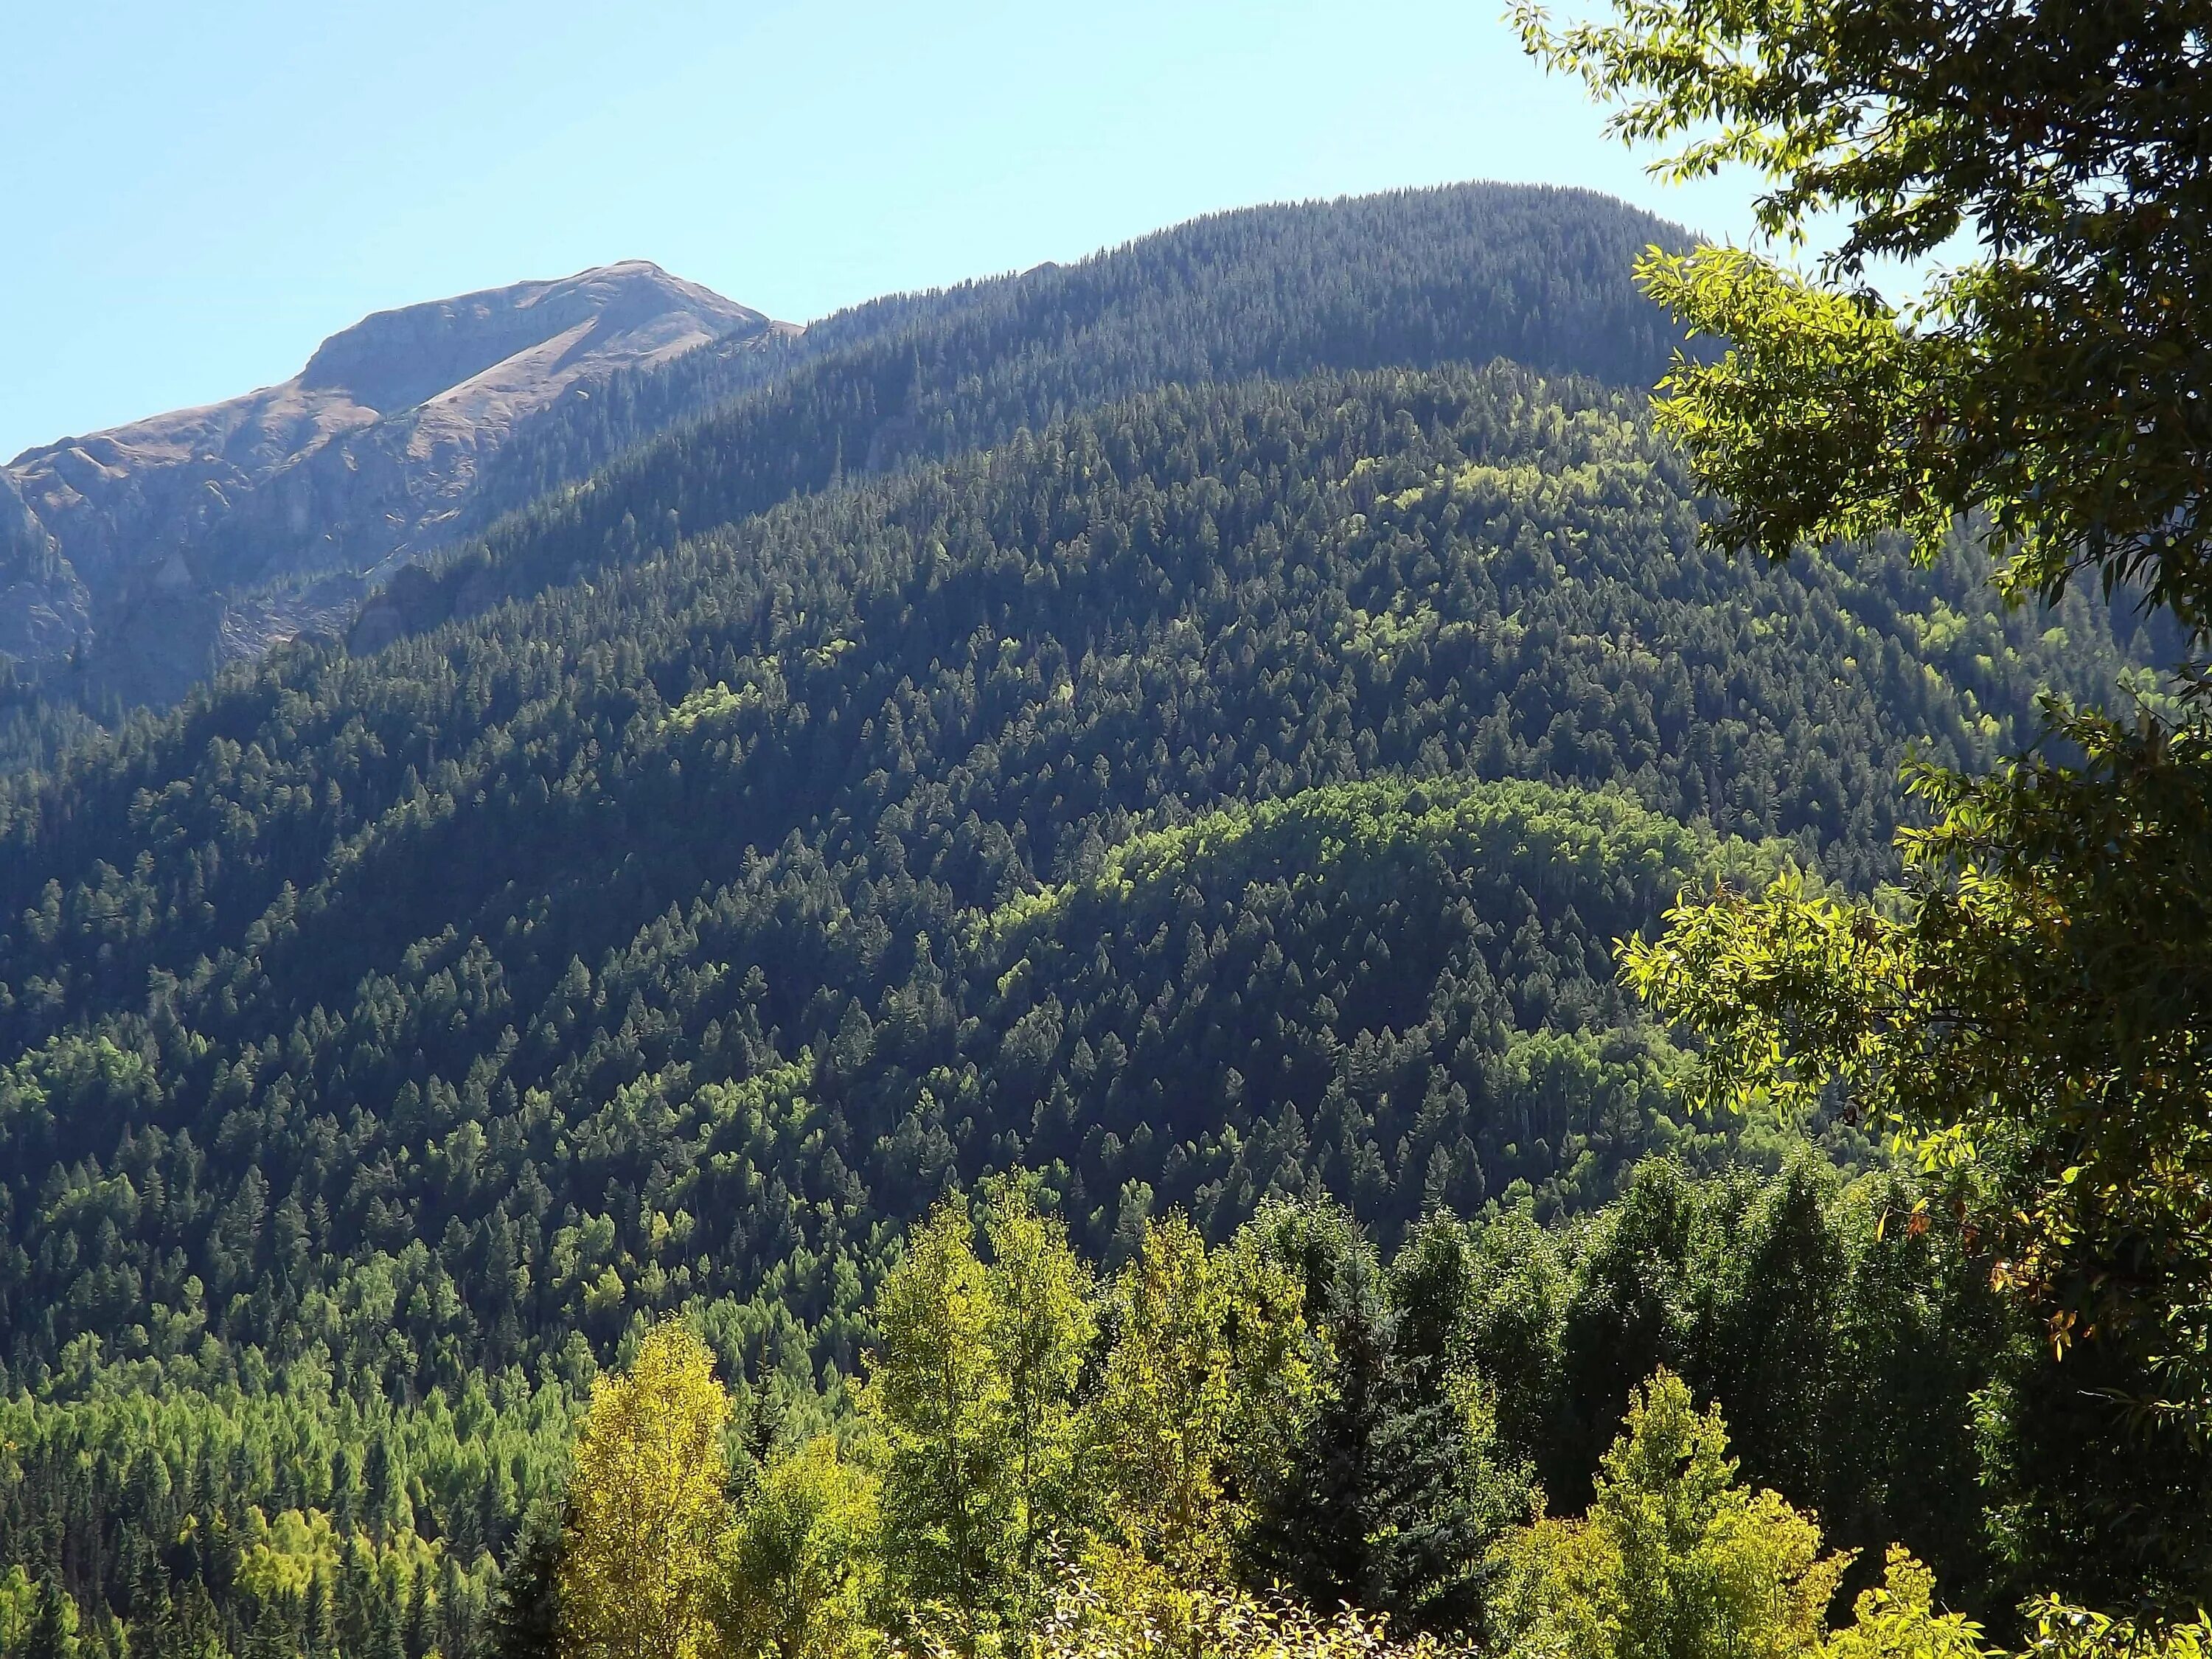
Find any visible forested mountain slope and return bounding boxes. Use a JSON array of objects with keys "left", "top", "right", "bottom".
[
  {"left": 0, "top": 183, "right": 1705, "bottom": 777},
  {"left": 341, "top": 183, "right": 1703, "bottom": 652},
  {"left": 0, "top": 364, "right": 2130, "bottom": 1404},
  {"left": 0, "top": 1156, "right": 2020, "bottom": 1659},
  {"left": 0, "top": 181, "right": 2170, "bottom": 1659}
]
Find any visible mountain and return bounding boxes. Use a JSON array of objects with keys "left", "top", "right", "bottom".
[
  {"left": 0, "top": 184, "right": 2164, "bottom": 1658},
  {"left": 0, "top": 358, "right": 2132, "bottom": 1387},
  {"left": 0, "top": 184, "right": 1695, "bottom": 771},
  {"left": 0, "top": 262, "right": 792, "bottom": 708},
  {"left": 352, "top": 182, "right": 1704, "bottom": 653}
]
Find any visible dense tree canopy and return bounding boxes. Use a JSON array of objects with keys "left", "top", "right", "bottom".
[
  {"left": 355, "top": 180, "right": 1708, "bottom": 660},
  {"left": 1517, "top": 0, "right": 2212, "bottom": 626},
  {"left": 0, "top": 167, "right": 2180, "bottom": 1658},
  {"left": 0, "top": 365, "right": 2125, "bottom": 1415},
  {"left": 1521, "top": 0, "right": 2212, "bottom": 1613},
  {"left": 0, "top": 179, "right": 1701, "bottom": 774}
]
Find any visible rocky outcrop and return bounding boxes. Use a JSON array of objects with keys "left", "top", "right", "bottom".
[
  {"left": 0, "top": 470, "right": 88, "bottom": 665},
  {"left": 1, "top": 262, "right": 791, "bottom": 703}
]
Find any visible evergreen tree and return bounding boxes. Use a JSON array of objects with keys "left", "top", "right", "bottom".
[
  {"left": 238, "top": 1601, "right": 291, "bottom": 1659},
  {"left": 24, "top": 1579, "right": 78, "bottom": 1659},
  {"left": 369, "top": 1596, "right": 405, "bottom": 1659},
  {"left": 400, "top": 1575, "right": 431, "bottom": 1659},
  {"left": 125, "top": 1574, "right": 172, "bottom": 1659},
  {"left": 1243, "top": 1206, "right": 1530, "bottom": 1635},
  {"left": 300, "top": 1575, "right": 336, "bottom": 1659},
  {"left": 336, "top": 1543, "right": 378, "bottom": 1659},
  {"left": 485, "top": 1502, "right": 563, "bottom": 1659}
]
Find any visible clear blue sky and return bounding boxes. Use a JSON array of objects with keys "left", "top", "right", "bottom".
[{"left": 1, "top": 0, "right": 1767, "bottom": 462}]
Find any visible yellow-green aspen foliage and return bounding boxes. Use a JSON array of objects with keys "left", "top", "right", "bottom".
[
  {"left": 863, "top": 1201, "right": 1009, "bottom": 1645},
  {"left": 1491, "top": 1371, "right": 1848, "bottom": 1659},
  {"left": 1093, "top": 1213, "right": 1310, "bottom": 1585},
  {"left": 560, "top": 1321, "right": 734, "bottom": 1659},
  {"left": 979, "top": 1189, "right": 1096, "bottom": 1594},
  {"left": 714, "top": 1436, "right": 883, "bottom": 1659}
]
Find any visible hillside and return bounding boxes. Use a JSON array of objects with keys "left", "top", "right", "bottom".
[
  {"left": 355, "top": 181, "right": 1704, "bottom": 652},
  {"left": 0, "top": 263, "right": 791, "bottom": 712},
  {"left": 0, "top": 361, "right": 2132, "bottom": 1393},
  {"left": 0, "top": 183, "right": 1697, "bottom": 773},
  {"left": 0, "top": 185, "right": 2175, "bottom": 1659}
]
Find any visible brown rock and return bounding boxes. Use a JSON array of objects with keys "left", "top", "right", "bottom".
[{"left": 1, "top": 261, "right": 789, "bottom": 702}]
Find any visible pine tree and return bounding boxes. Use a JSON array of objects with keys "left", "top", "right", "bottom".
[
  {"left": 401, "top": 1574, "right": 431, "bottom": 1659},
  {"left": 125, "top": 1571, "right": 171, "bottom": 1659},
  {"left": 370, "top": 1595, "right": 406, "bottom": 1659},
  {"left": 337, "top": 1540, "right": 378, "bottom": 1659},
  {"left": 24, "top": 1579, "right": 79, "bottom": 1659},
  {"left": 364, "top": 1441, "right": 399, "bottom": 1544},
  {"left": 240, "top": 1599, "right": 293, "bottom": 1659},
  {"left": 1242, "top": 1204, "right": 1530, "bottom": 1635},
  {"left": 301, "top": 1573, "right": 337, "bottom": 1659}
]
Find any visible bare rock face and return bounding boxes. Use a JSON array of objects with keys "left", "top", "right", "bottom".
[
  {"left": 0, "top": 470, "right": 88, "bottom": 665},
  {"left": 1, "top": 262, "right": 789, "bottom": 703}
]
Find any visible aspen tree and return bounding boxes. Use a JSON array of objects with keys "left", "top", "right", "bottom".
[{"left": 559, "top": 1322, "right": 732, "bottom": 1659}]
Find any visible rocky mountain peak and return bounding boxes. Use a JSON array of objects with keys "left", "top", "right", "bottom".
[
  {"left": 296, "top": 260, "right": 763, "bottom": 414},
  {"left": 0, "top": 263, "right": 793, "bottom": 702}
]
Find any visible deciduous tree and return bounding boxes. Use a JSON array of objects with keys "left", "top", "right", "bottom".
[
  {"left": 978, "top": 1190, "right": 1096, "bottom": 1602},
  {"left": 714, "top": 1436, "right": 882, "bottom": 1659},
  {"left": 1491, "top": 1371, "right": 1848, "bottom": 1659},
  {"left": 558, "top": 1321, "right": 731, "bottom": 1659},
  {"left": 1518, "top": 0, "right": 2212, "bottom": 1606},
  {"left": 863, "top": 1201, "right": 1010, "bottom": 1647},
  {"left": 1093, "top": 1211, "right": 1312, "bottom": 1585}
]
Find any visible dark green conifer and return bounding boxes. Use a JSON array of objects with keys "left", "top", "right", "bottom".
[
  {"left": 483, "top": 1499, "right": 562, "bottom": 1659},
  {"left": 24, "top": 1579, "right": 78, "bottom": 1659}
]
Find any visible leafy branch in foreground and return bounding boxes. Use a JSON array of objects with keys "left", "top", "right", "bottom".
[
  {"left": 1622, "top": 695, "right": 2212, "bottom": 1422},
  {"left": 1518, "top": 0, "right": 2212, "bottom": 1607},
  {"left": 1516, "top": 0, "right": 2212, "bottom": 629}
]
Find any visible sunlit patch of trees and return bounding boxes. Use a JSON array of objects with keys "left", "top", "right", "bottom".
[{"left": 529, "top": 1194, "right": 2210, "bottom": 1659}]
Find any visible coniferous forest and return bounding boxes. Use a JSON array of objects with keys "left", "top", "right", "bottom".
[{"left": 3, "top": 72, "right": 2210, "bottom": 1659}]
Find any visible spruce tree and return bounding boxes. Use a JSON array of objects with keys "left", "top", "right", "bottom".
[
  {"left": 24, "top": 1579, "right": 78, "bottom": 1659},
  {"left": 301, "top": 1573, "right": 337, "bottom": 1659},
  {"left": 1242, "top": 1205, "right": 1528, "bottom": 1635},
  {"left": 484, "top": 1500, "right": 562, "bottom": 1659},
  {"left": 401, "top": 1575, "right": 431, "bottom": 1659}
]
